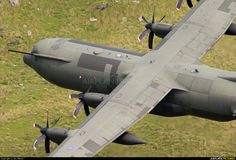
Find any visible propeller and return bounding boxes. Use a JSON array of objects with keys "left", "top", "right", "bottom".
[
  {"left": 138, "top": 9, "right": 166, "bottom": 49},
  {"left": 176, "top": 0, "right": 200, "bottom": 10},
  {"left": 69, "top": 86, "right": 91, "bottom": 119},
  {"left": 33, "top": 111, "right": 61, "bottom": 153}
]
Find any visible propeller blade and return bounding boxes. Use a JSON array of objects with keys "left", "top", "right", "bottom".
[
  {"left": 33, "top": 123, "right": 43, "bottom": 130},
  {"left": 83, "top": 101, "right": 90, "bottom": 116},
  {"left": 176, "top": 0, "right": 183, "bottom": 10},
  {"left": 50, "top": 115, "right": 61, "bottom": 128},
  {"left": 46, "top": 111, "right": 49, "bottom": 128},
  {"left": 33, "top": 134, "right": 45, "bottom": 150},
  {"left": 138, "top": 16, "right": 149, "bottom": 23},
  {"left": 148, "top": 31, "right": 154, "bottom": 49},
  {"left": 138, "top": 29, "right": 151, "bottom": 42},
  {"left": 152, "top": 8, "right": 155, "bottom": 23},
  {"left": 73, "top": 101, "right": 83, "bottom": 119},
  {"left": 45, "top": 136, "right": 50, "bottom": 153},
  {"left": 186, "top": 0, "right": 193, "bottom": 8},
  {"left": 158, "top": 15, "right": 166, "bottom": 23}
]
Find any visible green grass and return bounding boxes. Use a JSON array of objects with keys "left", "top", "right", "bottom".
[{"left": 0, "top": 0, "right": 236, "bottom": 157}]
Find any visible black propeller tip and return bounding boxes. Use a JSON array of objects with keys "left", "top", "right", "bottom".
[
  {"left": 176, "top": 0, "right": 199, "bottom": 10},
  {"left": 186, "top": 0, "right": 193, "bottom": 8},
  {"left": 45, "top": 137, "right": 50, "bottom": 153},
  {"left": 46, "top": 110, "right": 49, "bottom": 128},
  {"left": 148, "top": 32, "right": 154, "bottom": 49},
  {"left": 51, "top": 115, "right": 61, "bottom": 128},
  {"left": 83, "top": 101, "right": 90, "bottom": 116},
  {"left": 152, "top": 7, "right": 155, "bottom": 23}
]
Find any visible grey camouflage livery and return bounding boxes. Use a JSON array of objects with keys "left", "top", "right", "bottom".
[{"left": 10, "top": 0, "right": 236, "bottom": 157}]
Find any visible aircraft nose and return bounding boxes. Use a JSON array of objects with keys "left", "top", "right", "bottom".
[{"left": 23, "top": 54, "right": 32, "bottom": 67}]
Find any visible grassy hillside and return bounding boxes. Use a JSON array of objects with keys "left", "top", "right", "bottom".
[{"left": 0, "top": 0, "right": 236, "bottom": 157}]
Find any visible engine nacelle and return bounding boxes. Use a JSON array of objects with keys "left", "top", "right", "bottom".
[
  {"left": 46, "top": 128, "right": 145, "bottom": 146},
  {"left": 225, "top": 23, "right": 236, "bottom": 36},
  {"left": 83, "top": 92, "right": 107, "bottom": 108},
  {"left": 46, "top": 128, "right": 68, "bottom": 145},
  {"left": 152, "top": 22, "right": 236, "bottom": 39},
  {"left": 152, "top": 23, "right": 173, "bottom": 38},
  {"left": 159, "top": 88, "right": 236, "bottom": 122},
  {"left": 113, "top": 132, "right": 146, "bottom": 145},
  {"left": 150, "top": 102, "right": 187, "bottom": 117}
]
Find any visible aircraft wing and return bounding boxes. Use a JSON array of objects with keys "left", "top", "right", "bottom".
[
  {"left": 155, "top": 0, "right": 236, "bottom": 64},
  {"left": 50, "top": 0, "right": 236, "bottom": 157},
  {"left": 49, "top": 66, "right": 172, "bottom": 157}
]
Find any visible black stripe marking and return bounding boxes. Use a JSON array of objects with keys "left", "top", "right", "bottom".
[{"left": 78, "top": 53, "right": 120, "bottom": 74}]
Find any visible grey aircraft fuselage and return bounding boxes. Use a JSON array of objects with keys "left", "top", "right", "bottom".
[{"left": 24, "top": 38, "right": 236, "bottom": 122}]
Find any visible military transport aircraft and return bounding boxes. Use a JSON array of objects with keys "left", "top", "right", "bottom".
[{"left": 8, "top": 0, "right": 236, "bottom": 157}]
